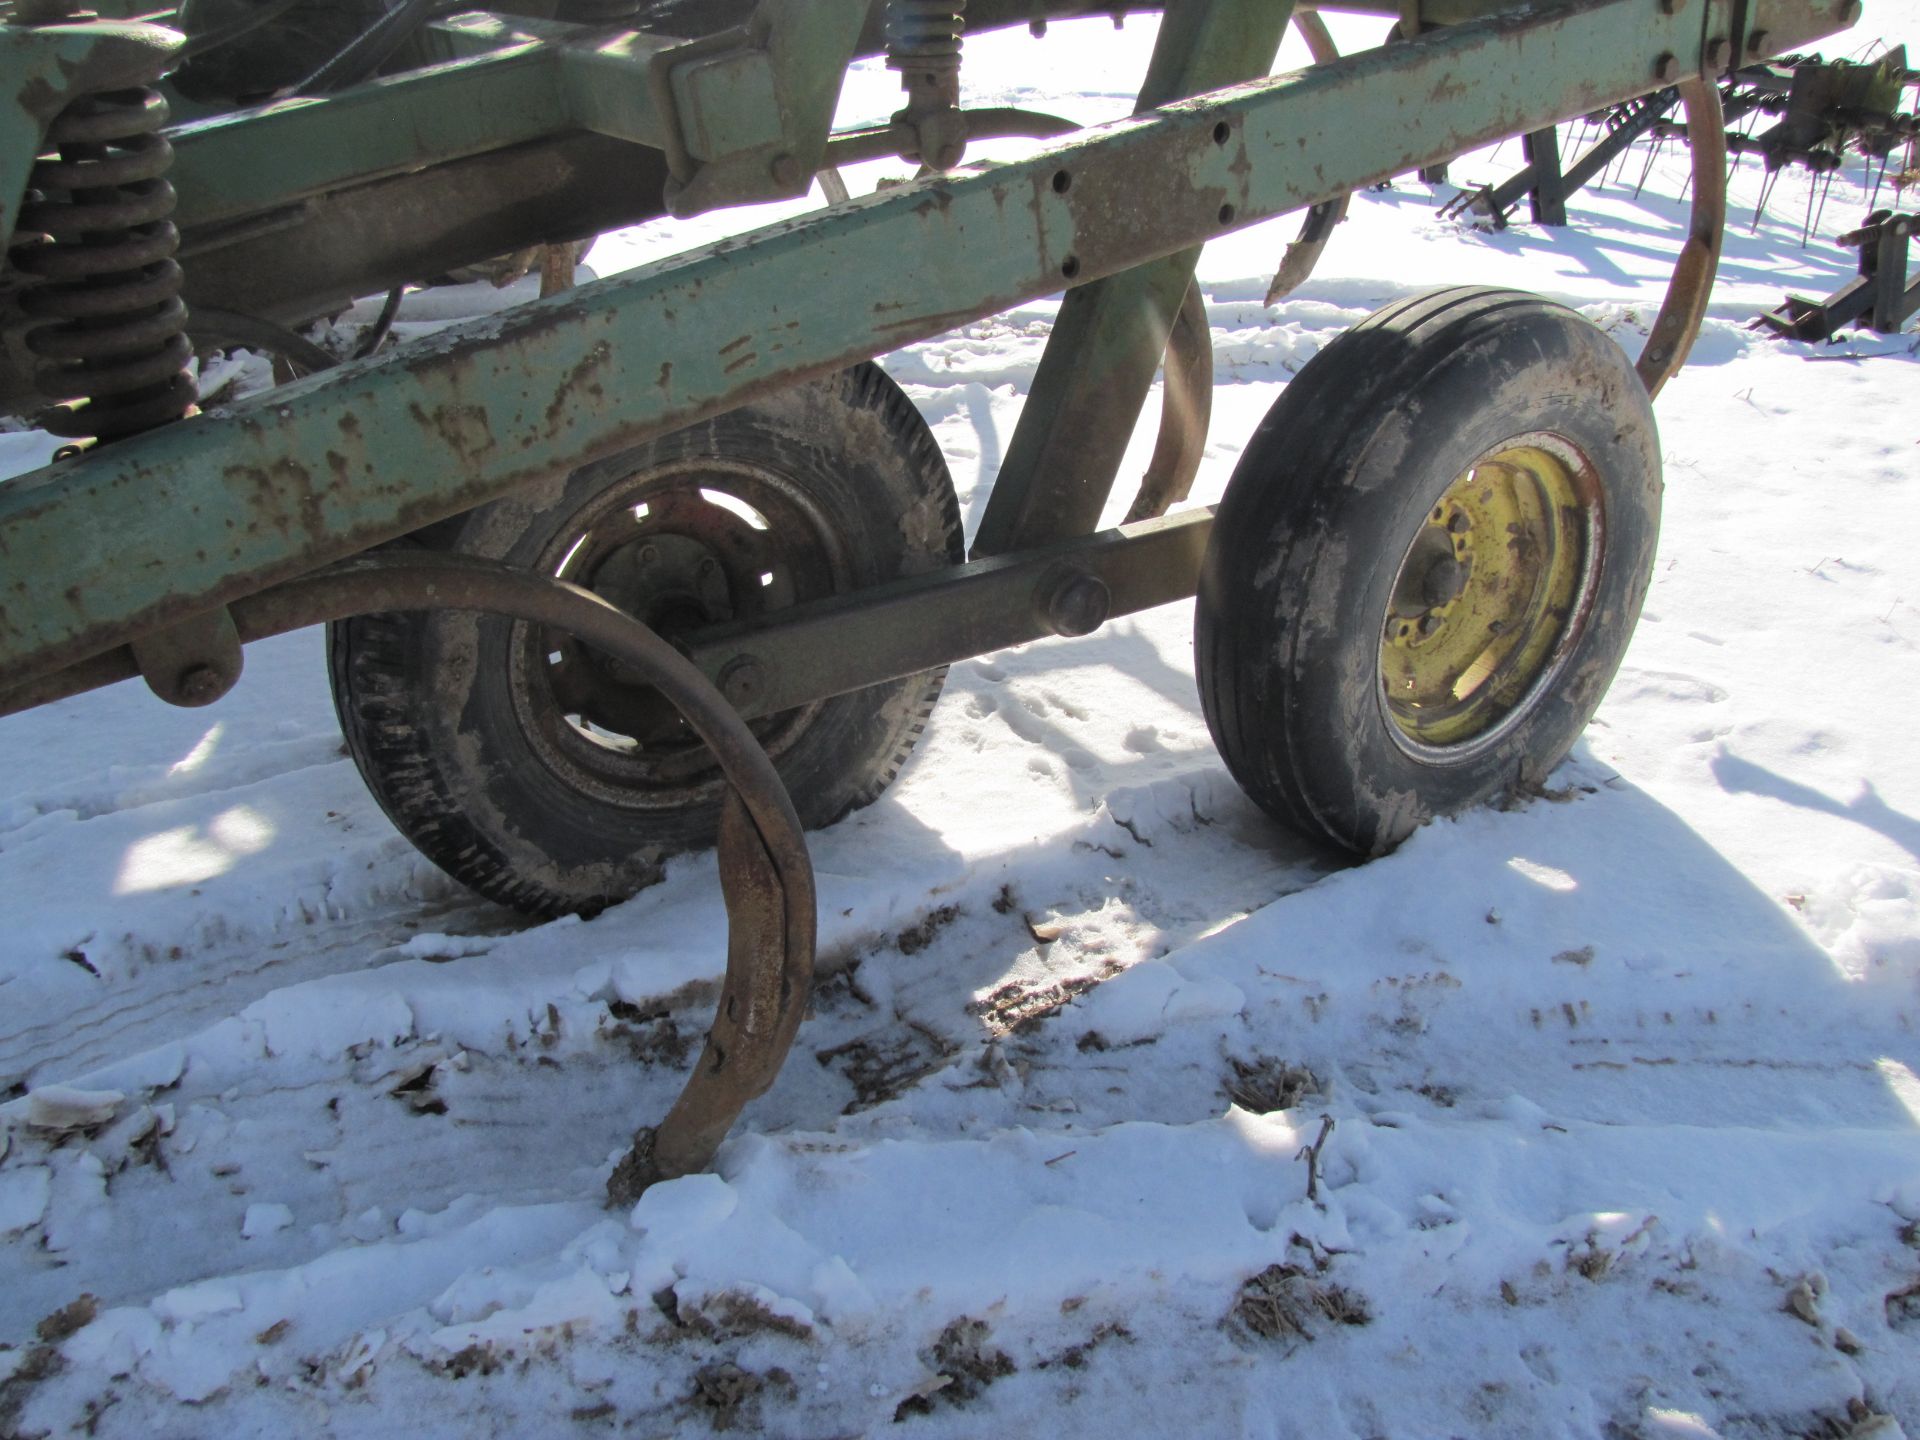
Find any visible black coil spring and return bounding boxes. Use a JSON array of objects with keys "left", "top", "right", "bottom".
[
  {"left": 886, "top": 0, "right": 967, "bottom": 76},
  {"left": 8, "top": 84, "right": 196, "bottom": 441}
]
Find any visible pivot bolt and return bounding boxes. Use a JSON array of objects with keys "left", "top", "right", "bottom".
[
  {"left": 719, "top": 656, "right": 765, "bottom": 710},
  {"left": 1839, "top": 0, "right": 1863, "bottom": 23},
  {"left": 769, "top": 152, "right": 806, "bottom": 190},
  {"left": 1746, "top": 28, "right": 1770, "bottom": 55},
  {"left": 1705, "top": 36, "right": 1731, "bottom": 71},
  {"left": 1041, "top": 571, "right": 1110, "bottom": 638},
  {"left": 177, "top": 665, "right": 226, "bottom": 707},
  {"left": 1654, "top": 52, "right": 1681, "bottom": 82}
]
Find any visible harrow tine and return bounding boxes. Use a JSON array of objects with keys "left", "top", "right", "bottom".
[
  {"left": 1809, "top": 166, "right": 1837, "bottom": 245},
  {"left": 1634, "top": 134, "right": 1663, "bottom": 199},
  {"left": 1753, "top": 166, "right": 1779, "bottom": 232}
]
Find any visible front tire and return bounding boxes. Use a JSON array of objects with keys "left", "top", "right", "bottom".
[{"left": 1196, "top": 286, "right": 1661, "bottom": 855}]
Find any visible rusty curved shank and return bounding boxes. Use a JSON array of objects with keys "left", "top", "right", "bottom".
[{"left": 212, "top": 552, "right": 816, "bottom": 1207}]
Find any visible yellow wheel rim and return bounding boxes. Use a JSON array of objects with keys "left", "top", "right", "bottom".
[{"left": 1379, "top": 440, "right": 1597, "bottom": 750}]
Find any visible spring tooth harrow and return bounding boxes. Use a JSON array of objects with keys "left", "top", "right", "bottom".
[{"left": 0, "top": 0, "right": 1854, "bottom": 1196}]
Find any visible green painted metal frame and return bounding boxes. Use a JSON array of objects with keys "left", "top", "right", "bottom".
[
  {"left": 0, "top": 0, "right": 1852, "bottom": 698},
  {"left": 162, "top": 0, "right": 870, "bottom": 231},
  {"left": 970, "top": 0, "right": 1295, "bottom": 556}
]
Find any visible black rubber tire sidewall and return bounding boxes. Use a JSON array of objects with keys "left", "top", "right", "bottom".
[
  {"left": 329, "top": 363, "right": 961, "bottom": 916},
  {"left": 1197, "top": 287, "right": 1662, "bottom": 855}
]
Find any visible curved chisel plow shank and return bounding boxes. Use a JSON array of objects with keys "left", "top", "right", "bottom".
[{"left": 0, "top": 0, "right": 1857, "bottom": 1197}]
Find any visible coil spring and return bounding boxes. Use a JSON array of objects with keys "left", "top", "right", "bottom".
[
  {"left": 8, "top": 85, "right": 196, "bottom": 442},
  {"left": 886, "top": 0, "right": 967, "bottom": 77}
]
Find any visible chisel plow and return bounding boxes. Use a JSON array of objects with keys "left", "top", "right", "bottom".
[{"left": 0, "top": 0, "right": 1854, "bottom": 1198}]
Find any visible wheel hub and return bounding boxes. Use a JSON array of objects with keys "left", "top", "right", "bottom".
[
  {"left": 511, "top": 459, "right": 843, "bottom": 803},
  {"left": 1380, "top": 441, "right": 1596, "bottom": 750}
]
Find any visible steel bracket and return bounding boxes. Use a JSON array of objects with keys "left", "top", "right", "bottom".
[
  {"left": 129, "top": 605, "right": 242, "bottom": 707},
  {"left": 645, "top": 0, "right": 868, "bottom": 217}
]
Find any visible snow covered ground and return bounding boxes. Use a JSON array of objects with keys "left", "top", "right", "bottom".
[{"left": 3, "top": 11, "right": 1919, "bottom": 1437}]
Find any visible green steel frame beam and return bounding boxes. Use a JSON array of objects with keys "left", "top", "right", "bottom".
[
  {"left": 165, "top": 44, "right": 577, "bottom": 229},
  {"left": 164, "top": 0, "right": 870, "bottom": 233},
  {"left": 969, "top": 0, "right": 1294, "bottom": 556},
  {"left": 0, "top": 0, "right": 1851, "bottom": 696}
]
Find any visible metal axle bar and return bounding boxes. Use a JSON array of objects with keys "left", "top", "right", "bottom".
[{"left": 685, "top": 508, "right": 1215, "bottom": 722}]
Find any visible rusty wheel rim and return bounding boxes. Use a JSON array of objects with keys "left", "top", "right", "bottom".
[
  {"left": 1379, "top": 435, "right": 1603, "bottom": 755},
  {"left": 507, "top": 457, "right": 845, "bottom": 809}
]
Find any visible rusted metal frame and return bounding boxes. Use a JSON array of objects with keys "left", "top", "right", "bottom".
[
  {"left": 0, "top": 0, "right": 1848, "bottom": 697},
  {"left": 208, "top": 551, "right": 815, "bottom": 1198},
  {"left": 968, "top": 0, "right": 1294, "bottom": 558},
  {"left": 1870, "top": 216, "right": 1919, "bottom": 335},
  {"left": 1520, "top": 125, "right": 1570, "bottom": 224},
  {"left": 1758, "top": 212, "right": 1920, "bottom": 338}
]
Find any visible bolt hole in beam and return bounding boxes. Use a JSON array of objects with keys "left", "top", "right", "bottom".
[
  {"left": 1052, "top": 168, "right": 1072, "bottom": 193},
  {"left": 1219, "top": 202, "right": 1236, "bottom": 224},
  {"left": 1061, "top": 255, "right": 1081, "bottom": 279},
  {"left": 1212, "top": 119, "right": 1231, "bottom": 145}
]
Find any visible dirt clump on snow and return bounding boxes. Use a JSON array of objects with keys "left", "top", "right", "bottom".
[
  {"left": 970, "top": 961, "right": 1123, "bottom": 1037},
  {"left": 1222, "top": 1055, "right": 1319, "bottom": 1113},
  {"left": 1227, "top": 1262, "right": 1371, "bottom": 1347},
  {"left": 895, "top": 904, "right": 960, "bottom": 955},
  {"left": 33, "top": 1295, "right": 96, "bottom": 1344},
  {"left": 690, "top": 1360, "right": 793, "bottom": 1432},
  {"left": 893, "top": 1317, "right": 1015, "bottom": 1421},
  {"left": 816, "top": 1023, "right": 958, "bottom": 1111}
]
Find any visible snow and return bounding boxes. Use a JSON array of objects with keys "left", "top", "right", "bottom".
[{"left": 3, "top": 9, "right": 1920, "bottom": 1436}]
